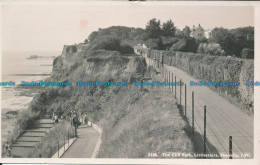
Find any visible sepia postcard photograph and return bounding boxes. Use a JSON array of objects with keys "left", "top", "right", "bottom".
[{"left": 0, "top": 1, "right": 259, "bottom": 164}]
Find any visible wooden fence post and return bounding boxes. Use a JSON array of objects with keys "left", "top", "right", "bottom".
[
  {"left": 229, "top": 136, "right": 232, "bottom": 159},
  {"left": 192, "top": 91, "right": 194, "bottom": 134},
  {"left": 75, "top": 126, "right": 77, "bottom": 138},
  {"left": 68, "top": 132, "right": 69, "bottom": 146},
  {"left": 169, "top": 71, "right": 170, "bottom": 89},
  {"left": 185, "top": 84, "right": 186, "bottom": 117},
  {"left": 180, "top": 79, "right": 182, "bottom": 105},
  {"left": 171, "top": 73, "right": 173, "bottom": 93},
  {"left": 58, "top": 141, "right": 60, "bottom": 158},
  {"left": 64, "top": 136, "right": 65, "bottom": 152},
  {"left": 166, "top": 69, "right": 168, "bottom": 82},
  {"left": 175, "top": 76, "right": 176, "bottom": 99},
  {"left": 204, "top": 105, "right": 207, "bottom": 155}
]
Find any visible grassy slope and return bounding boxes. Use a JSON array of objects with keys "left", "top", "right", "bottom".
[
  {"left": 98, "top": 76, "right": 193, "bottom": 158},
  {"left": 28, "top": 120, "right": 75, "bottom": 158},
  {"left": 25, "top": 47, "right": 194, "bottom": 158}
]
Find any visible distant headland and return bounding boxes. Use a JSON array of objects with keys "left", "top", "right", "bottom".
[{"left": 27, "top": 55, "right": 56, "bottom": 59}]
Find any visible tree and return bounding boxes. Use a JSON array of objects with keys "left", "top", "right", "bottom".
[
  {"left": 88, "top": 31, "right": 99, "bottom": 42},
  {"left": 198, "top": 43, "right": 226, "bottom": 56},
  {"left": 145, "top": 38, "right": 163, "bottom": 50},
  {"left": 119, "top": 44, "right": 134, "bottom": 54},
  {"left": 182, "top": 26, "right": 191, "bottom": 37},
  {"left": 230, "top": 27, "right": 254, "bottom": 57},
  {"left": 170, "top": 37, "right": 198, "bottom": 53},
  {"left": 209, "top": 27, "right": 236, "bottom": 56},
  {"left": 241, "top": 48, "right": 254, "bottom": 59},
  {"left": 145, "top": 18, "right": 161, "bottom": 39},
  {"left": 157, "top": 37, "right": 164, "bottom": 50},
  {"left": 175, "top": 29, "right": 184, "bottom": 38},
  {"left": 161, "top": 19, "right": 176, "bottom": 37}
]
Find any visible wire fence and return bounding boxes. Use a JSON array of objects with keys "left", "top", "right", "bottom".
[
  {"left": 37, "top": 123, "right": 78, "bottom": 158},
  {"left": 53, "top": 129, "right": 77, "bottom": 158},
  {"left": 145, "top": 56, "right": 253, "bottom": 159}
]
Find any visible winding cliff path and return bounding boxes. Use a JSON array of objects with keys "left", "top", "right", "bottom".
[
  {"left": 61, "top": 125, "right": 99, "bottom": 158},
  {"left": 145, "top": 57, "right": 254, "bottom": 158}
]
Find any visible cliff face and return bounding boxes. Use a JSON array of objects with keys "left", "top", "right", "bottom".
[
  {"left": 28, "top": 43, "right": 194, "bottom": 158},
  {"left": 29, "top": 43, "right": 147, "bottom": 118},
  {"left": 52, "top": 44, "right": 146, "bottom": 83}
]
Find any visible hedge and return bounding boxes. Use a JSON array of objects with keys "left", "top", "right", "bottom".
[{"left": 147, "top": 49, "right": 254, "bottom": 113}]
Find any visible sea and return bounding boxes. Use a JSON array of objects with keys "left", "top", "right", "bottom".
[{"left": 1, "top": 51, "right": 59, "bottom": 142}]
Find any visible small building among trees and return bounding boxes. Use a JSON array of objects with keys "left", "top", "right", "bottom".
[{"left": 191, "top": 24, "right": 212, "bottom": 39}]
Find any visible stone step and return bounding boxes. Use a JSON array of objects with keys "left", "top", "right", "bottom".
[
  {"left": 12, "top": 141, "right": 37, "bottom": 147},
  {"left": 10, "top": 119, "right": 57, "bottom": 158},
  {"left": 27, "top": 128, "right": 49, "bottom": 132},
  {"left": 16, "top": 136, "right": 40, "bottom": 142},
  {"left": 31, "top": 123, "right": 54, "bottom": 128},
  {"left": 21, "top": 132, "right": 45, "bottom": 137},
  {"left": 25, "top": 129, "right": 48, "bottom": 133},
  {"left": 33, "top": 119, "right": 54, "bottom": 124}
]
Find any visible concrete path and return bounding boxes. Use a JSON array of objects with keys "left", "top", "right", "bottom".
[
  {"left": 146, "top": 57, "right": 254, "bottom": 158},
  {"left": 61, "top": 125, "right": 99, "bottom": 158},
  {"left": 52, "top": 138, "right": 76, "bottom": 158}
]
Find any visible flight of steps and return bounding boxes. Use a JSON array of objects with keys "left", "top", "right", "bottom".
[{"left": 11, "top": 119, "right": 54, "bottom": 157}]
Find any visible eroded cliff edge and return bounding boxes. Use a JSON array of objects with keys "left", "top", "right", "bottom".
[{"left": 27, "top": 43, "right": 194, "bottom": 158}]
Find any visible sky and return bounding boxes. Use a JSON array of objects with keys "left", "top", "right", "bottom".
[{"left": 0, "top": 1, "right": 254, "bottom": 53}]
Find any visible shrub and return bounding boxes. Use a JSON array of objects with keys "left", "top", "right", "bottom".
[
  {"left": 170, "top": 39, "right": 186, "bottom": 51},
  {"left": 162, "top": 37, "right": 180, "bottom": 50},
  {"left": 145, "top": 38, "right": 162, "bottom": 50},
  {"left": 170, "top": 37, "right": 198, "bottom": 53},
  {"left": 119, "top": 44, "right": 134, "bottom": 54},
  {"left": 241, "top": 48, "right": 254, "bottom": 59},
  {"left": 198, "top": 43, "right": 226, "bottom": 56},
  {"left": 87, "top": 35, "right": 134, "bottom": 54},
  {"left": 87, "top": 36, "right": 120, "bottom": 51}
]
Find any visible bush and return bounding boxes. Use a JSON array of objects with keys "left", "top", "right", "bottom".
[
  {"left": 241, "top": 48, "right": 254, "bottom": 59},
  {"left": 170, "top": 37, "right": 198, "bottom": 53},
  {"left": 170, "top": 39, "right": 186, "bottom": 51},
  {"left": 119, "top": 44, "right": 134, "bottom": 54},
  {"left": 145, "top": 38, "right": 162, "bottom": 50},
  {"left": 198, "top": 43, "right": 226, "bottom": 56},
  {"left": 162, "top": 37, "right": 180, "bottom": 50},
  {"left": 87, "top": 35, "right": 134, "bottom": 54},
  {"left": 87, "top": 36, "right": 120, "bottom": 51}
]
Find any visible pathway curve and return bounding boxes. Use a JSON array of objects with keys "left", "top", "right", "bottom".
[{"left": 61, "top": 125, "right": 99, "bottom": 158}]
